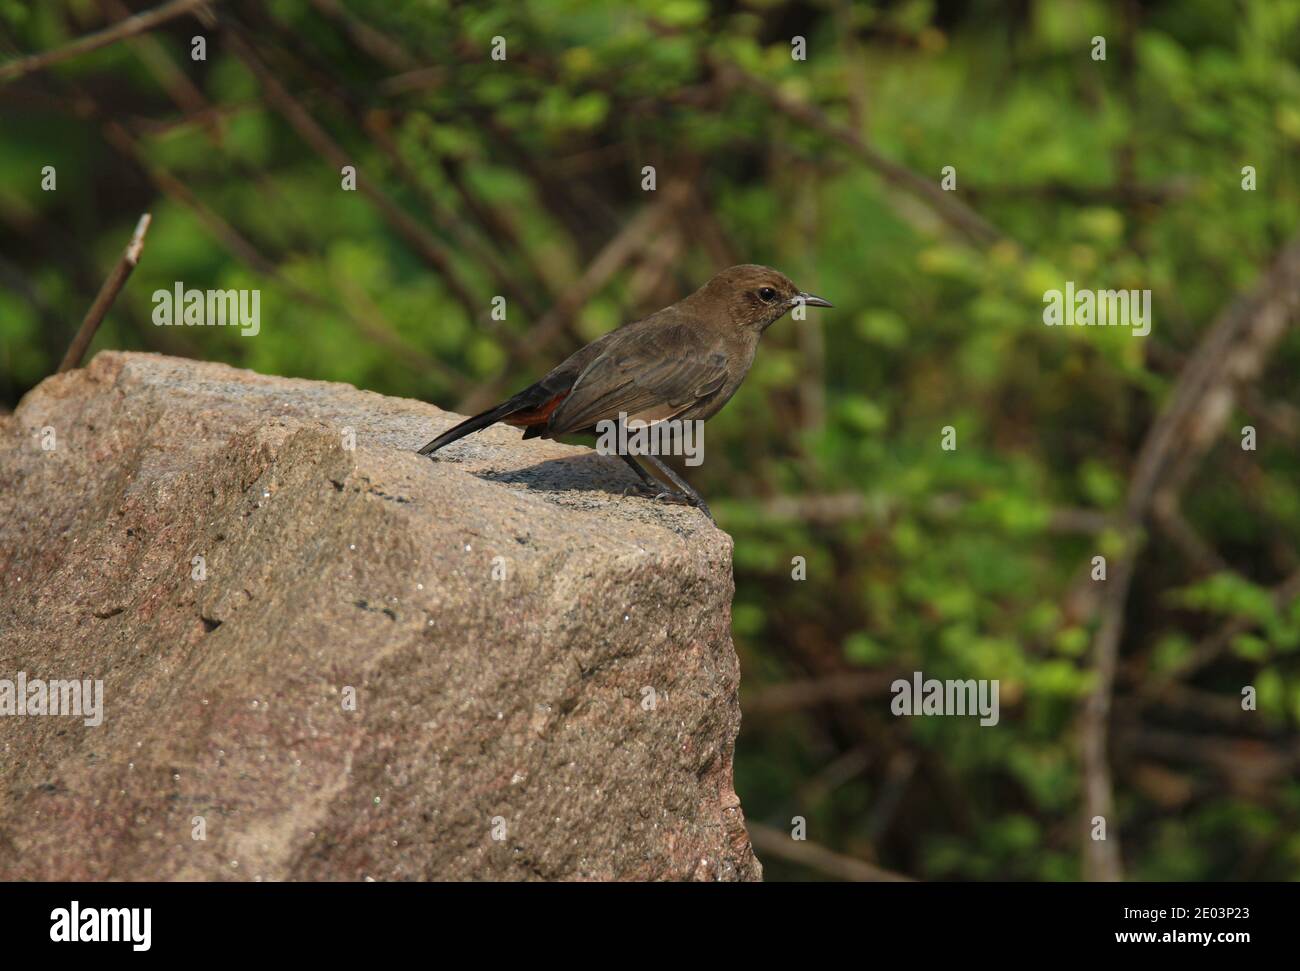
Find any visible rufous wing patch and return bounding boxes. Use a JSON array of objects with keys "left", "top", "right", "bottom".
[{"left": 503, "top": 391, "right": 570, "bottom": 427}]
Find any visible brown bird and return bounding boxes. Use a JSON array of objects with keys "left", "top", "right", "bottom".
[{"left": 418, "top": 264, "right": 832, "bottom": 519}]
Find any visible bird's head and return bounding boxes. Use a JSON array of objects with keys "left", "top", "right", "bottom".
[{"left": 700, "top": 264, "right": 833, "bottom": 332}]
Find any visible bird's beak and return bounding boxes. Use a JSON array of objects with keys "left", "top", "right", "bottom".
[{"left": 796, "top": 292, "right": 833, "bottom": 309}]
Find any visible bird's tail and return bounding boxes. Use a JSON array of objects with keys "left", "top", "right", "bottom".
[{"left": 417, "top": 400, "right": 523, "bottom": 455}]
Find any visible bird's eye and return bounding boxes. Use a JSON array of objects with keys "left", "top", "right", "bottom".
[{"left": 757, "top": 287, "right": 778, "bottom": 303}]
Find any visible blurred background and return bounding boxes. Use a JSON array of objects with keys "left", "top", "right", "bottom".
[{"left": 1, "top": 0, "right": 1298, "bottom": 880}]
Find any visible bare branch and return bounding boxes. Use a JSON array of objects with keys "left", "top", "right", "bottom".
[
  {"left": 1076, "top": 233, "right": 1300, "bottom": 881},
  {"left": 1080, "top": 550, "right": 1133, "bottom": 882},
  {"left": 753, "top": 491, "right": 1113, "bottom": 533},
  {"left": 0, "top": 0, "right": 216, "bottom": 85},
  {"left": 102, "top": 0, "right": 219, "bottom": 141},
  {"left": 1151, "top": 490, "right": 1229, "bottom": 575},
  {"left": 58, "top": 213, "right": 151, "bottom": 373},
  {"left": 744, "top": 672, "right": 899, "bottom": 716},
  {"left": 100, "top": 120, "right": 281, "bottom": 279},
  {"left": 1127, "top": 237, "right": 1300, "bottom": 517},
  {"left": 746, "top": 821, "right": 913, "bottom": 882}
]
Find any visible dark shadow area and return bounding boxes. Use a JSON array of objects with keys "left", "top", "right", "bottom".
[{"left": 474, "top": 453, "right": 646, "bottom": 498}]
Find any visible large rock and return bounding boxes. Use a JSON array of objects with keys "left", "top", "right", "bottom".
[{"left": 0, "top": 351, "right": 759, "bottom": 881}]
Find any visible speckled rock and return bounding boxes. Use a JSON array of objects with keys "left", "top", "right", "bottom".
[{"left": 0, "top": 351, "right": 760, "bottom": 881}]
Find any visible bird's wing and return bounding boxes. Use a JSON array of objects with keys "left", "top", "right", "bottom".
[{"left": 545, "top": 328, "right": 729, "bottom": 436}]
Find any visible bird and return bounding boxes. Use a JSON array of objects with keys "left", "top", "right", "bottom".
[{"left": 417, "top": 264, "right": 832, "bottom": 520}]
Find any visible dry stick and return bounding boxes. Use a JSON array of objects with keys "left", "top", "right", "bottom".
[
  {"left": 965, "top": 178, "right": 1196, "bottom": 206},
  {"left": 58, "top": 213, "right": 151, "bottom": 372},
  {"left": 0, "top": 0, "right": 216, "bottom": 84},
  {"left": 1125, "top": 239, "right": 1300, "bottom": 518},
  {"left": 1119, "top": 726, "right": 1300, "bottom": 786},
  {"left": 755, "top": 491, "right": 1112, "bottom": 534},
  {"left": 1121, "top": 681, "right": 1254, "bottom": 727},
  {"left": 743, "top": 671, "right": 900, "bottom": 716},
  {"left": 376, "top": 66, "right": 445, "bottom": 97},
  {"left": 1239, "top": 386, "right": 1300, "bottom": 441},
  {"left": 131, "top": 98, "right": 250, "bottom": 137},
  {"left": 526, "top": 180, "right": 690, "bottom": 357},
  {"left": 865, "top": 750, "right": 920, "bottom": 844},
  {"left": 746, "top": 822, "right": 913, "bottom": 882},
  {"left": 1079, "top": 551, "right": 1134, "bottom": 882},
  {"left": 797, "top": 745, "right": 874, "bottom": 809},
  {"left": 625, "top": 225, "right": 683, "bottom": 308},
  {"left": 133, "top": 61, "right": 441, "bottom": 138}
]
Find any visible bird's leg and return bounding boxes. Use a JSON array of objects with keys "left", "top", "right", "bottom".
[
  {"left": 619, "top": 454, "right": 661, "bottom": 496},
  {"left": 640, "top": 454, "right": 713, "bottom": 522}
]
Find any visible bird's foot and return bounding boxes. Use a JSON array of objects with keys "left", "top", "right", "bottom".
[
  {"left": 652, "top": 490, "right": 714, "bottom": 522},
  {"left": 621, "top": 481, "right": 713, "bottom": 521}
]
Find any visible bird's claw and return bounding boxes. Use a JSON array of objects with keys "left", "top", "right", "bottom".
[{"left": 650, "top": 490, "right": 714, "bottom": 522}]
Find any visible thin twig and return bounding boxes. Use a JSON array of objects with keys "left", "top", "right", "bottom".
[
  {"left": 524, "top": 181, "right": 691, "bottom": 354},
  {"left": 710, "top": 58, "right": 1004, "bottom": 247},
  {"left": 307, "top": 0, "right": 416, "bottom": 71},
  {"left": 334, "top": 272, "right": 474, "bottom": 396},
  {"left": 746, "top": 822, "right": 913, "bottom": 882},
  {"left": 58, "top": 213, "right": 151, "bottom": 372},
  {"left": 100, "top": 120, "right": 282, "bottom": 278},
  {"left": 752, "top": 491, "right": 1113, "bottom": 534},
  {"left": 101, "top": 0, "right": 220, "bottom": 141},
  {"left": 1144, "top": 567, "right": 1300, "bottom": 696},
  {"left": 85, "top": 94, "right": 464, "bottom": 393},
  {"left": 1152, "top": 490, "right": 1228, "bottom": 574},
  {"left": 456, "top": 183, "right": 690, "bottom": 414},
  {"left": 0, "top": 0, "right": 215, "bottom": 84},
  {"left": 744, "top": 671, "right": 899, "bottom": 716},
  {"left": 222, "top": 25, "right": 487, "bottom": 327}
]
